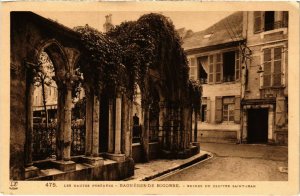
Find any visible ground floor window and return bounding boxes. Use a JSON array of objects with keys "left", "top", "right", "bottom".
[{"left": 223, "top": 97, "right": 235, "bottom": 122}]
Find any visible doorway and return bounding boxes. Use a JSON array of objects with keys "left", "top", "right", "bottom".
[{"left": 247, "top": 109, "right": 268, "bottom": 143}]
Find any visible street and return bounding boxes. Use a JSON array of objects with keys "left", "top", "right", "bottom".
[{"left": 158, "top": 142, "right": 288, "bottom": 181}]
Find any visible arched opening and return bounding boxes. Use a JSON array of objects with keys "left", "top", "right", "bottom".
[{"left": 32, "top": 51, "right": 57, "bottom": 161}]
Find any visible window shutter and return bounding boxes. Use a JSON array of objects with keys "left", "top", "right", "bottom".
[
  {"left": 215, "top": 96, "right": 223, "bottom": 123},
  {"left": 263, "top": 48, "right": 272, "bottom": 87},
  {"left": 282, "top": 11, "right": 288, "bottom": 27},
  {"left": 254, "top": 11, "right": 263, "bottom": 33},
  {"left": 276, "top": 97, "right": 286, "bottom": 127},
  {"left": 215, "top": 53, "right": 222, "bottom": 83},
  {"left": 234, "top": 96, "right": 241, "bottom": 123},
  {"left": 206, "top": 97, "right": 211, "bottom": 123},
  {"left": 208, "top": 55, "right": 214, "bottom": 84},
  {"left": 235, "top": 50, "right": 240, "bottom": 81},
  {"left": 189, "top": 58, "right": 197, "bottom": 80},
  {"left": 273, "top": 47, "right": 282, "bottom": 86}
]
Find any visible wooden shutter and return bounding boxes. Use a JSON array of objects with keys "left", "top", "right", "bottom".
[
  {"left": 234, "top": 96, "right": 241, "bottom": 123},
  {"left": 215, "top": 53, "right": 222, "bottom": 83},
  {"left": 254, "top": 11, "right": 263, "bottom": 33},
  {"left": 235, "top": 50, "right": 240, "bottom": 81},
  {"left": 263, "top": 48, "right": 272, "bottom": 87},
  {"left": 206, "top": 97, "right": 211, "bottom": 123},
  {"left": 208, "top": 55, "right": 214, "bottom": 84},
  {"left": 215, "top": 96, "right": 223, "bottom": 123},
  {"left": 282, "top": 11, "right": 288, "bottom": 27},
  {"left": 276, "top": 97, "right": 286, "bottom": 127},
  {"left": 189, "top": 58, "right": 197, "bottom": 80},
  {"left": 273, "top": 47, "right": 282, "bottom": 86}
]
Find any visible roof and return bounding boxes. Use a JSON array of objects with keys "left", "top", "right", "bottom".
[{"left": 182, "top": 12, "right": 244, "bottom": 51}]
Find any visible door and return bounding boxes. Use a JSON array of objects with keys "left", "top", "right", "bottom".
[{"left": 247, "top": 109, "right": 268, "bottom": 143}]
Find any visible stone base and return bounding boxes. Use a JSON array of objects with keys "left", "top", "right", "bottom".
[
  {"left": 106, "top": 153, "right": 125, "bottom": 162},
  {"left": 25, "top": 166, "right": 39, "bottom": 179},
  {"left": 81, "top": 156, "right": 104, "bottom": 166},
  {"left": 51, "top": 160, "right": 76, "bottom": 172}
]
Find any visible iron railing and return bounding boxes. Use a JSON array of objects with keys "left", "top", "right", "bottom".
[{"left": 32, "top": 122, "right": 85, "bottom": 161}]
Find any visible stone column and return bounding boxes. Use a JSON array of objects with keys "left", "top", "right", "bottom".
[
  {"left": 85, "top": 91, "right": 93, "bottom": 156},
  {"left": 123, "top": 96, "right": 131, "bottom": 157},
  {"left": 25, "top": 82, "right": 34, "bottom": 167},
  {"left": 63, "top": 84, "right": 72, "bottom": 161},
  {"left": 191, "top": 109, "right": 195, "bottom": 143},
  {"left": 92, "top": 95, "right": 100, "bottom": 156},
  {"left": 108, "top": 98, "right": 114, "bottom": 153},
  {"left": 194, "top": 109, "right": 198, "bottom": 142},
  {"left": 142, "top": 103, "right": 150, "bottom": 162},
  {"left": 114, "top": 95, "right": 122, "bottom": 154},
  {"left": 158, "top": 101, "right": 166, "bottom": 148}
]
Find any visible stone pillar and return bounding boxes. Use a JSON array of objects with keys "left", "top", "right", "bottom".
[
  {"left": 194, "top": 109, "right": 198, "bottom": 142},
  {"left": 92, "top": 95, "right": 100, "bottom": 156},
  {"left": 114, "top": 96, "right": 122, "bottom": 154},
  {"left": 128, "top": 101, "right": 133, "bottom": 157},
  {"left": 123, "top": 96, "right": 131, "bottom": 157},
  {"left": 158, "top": 102, "right": 165, "bottom": 148},
  {"left": 142, "top": 104, "right": 150, "bottom": 162},
  {"left": 108, "top": 99, "right": 114, "bottom": 153},
  {"left": 63, "top": 85, "right": 72, "bottom": 161},
  {"left": 191, "top": 109, "right": 195, "bottom": 143},
  {"left": 85, "top": 91, "right": 93, "bottom": 156},
  {"left": 25, "top": 82, "right": 34, "bottom": 167}
]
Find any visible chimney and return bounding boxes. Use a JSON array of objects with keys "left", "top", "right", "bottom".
[{"left": 103, "top": 14, "right": 114, "bottom": 32}]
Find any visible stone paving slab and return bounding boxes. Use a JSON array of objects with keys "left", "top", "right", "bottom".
[{"left": 126, "top": 150, "right": 211, "bottom": 181}]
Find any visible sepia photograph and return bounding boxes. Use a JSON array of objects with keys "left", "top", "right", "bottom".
[{"left": 1, "top": 1, "right": 299, "bottom": 195}]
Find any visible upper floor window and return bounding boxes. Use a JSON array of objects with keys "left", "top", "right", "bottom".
[
  {"left": 254, "top": 11, "right": 288, "bottom": 34},
  {"left": 262, "top": 47, "right": 284, "bottom": 87},
  {"left": 197, "top": 56, "right": 208, "bottom": 84},
  {"left": 207, "top": 51, "right": 240, "bottom": 84}
]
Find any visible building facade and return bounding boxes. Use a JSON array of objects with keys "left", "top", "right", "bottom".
[
  {"left": 183, "top": 12, "right": 244, "bottom": 143},
  {"left": 184, "top": 11, "right": 288, "bottom": 145},
  {"left": 241, "top": 11, "right": 288, "bottom": 145}
]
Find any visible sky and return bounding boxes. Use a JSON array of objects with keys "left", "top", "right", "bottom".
[{"left": 36, "top": 11, "right": 234, "bottom": 33}]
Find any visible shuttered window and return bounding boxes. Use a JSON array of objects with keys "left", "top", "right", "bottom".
[
  {"left": 273, "top": 47, "right": 282, "bottom": 86},
  {"left": 254, "top": 11, "right": 263, "bottom": 33},
  {"left": 215, "top": 96, "right": 223, "bottom": 123},
  {"left": 206, "top": 97, "right": 211, "bottom": 123},
  {"left": 263, "top": 47, "right": 283, "bottom": 87},
  {"left": 263, "top": 48, "right": 272, "bottom": 87},
  {"left": 222, "top": 97, "right": 235, "bottom": 122},
  {"left": 234, "top": 96, "right": 241, "bottom": 123},
  {"left": 208, "top": 55, "right": 214, "bottom": 83},
  {"left": 215, "top": 54, "right": 222, "bottom": 83},
  {"left": 235, "top": 51, "right": 240, "bottom": 81},
  {"left": 276, "top": 97, "right": 286, "bottom": 127},
  {"left": 189, "top": 58, "right": 197, "bottom": 80}
]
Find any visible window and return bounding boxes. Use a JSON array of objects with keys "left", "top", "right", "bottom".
[
  {"left": 201, "top": 105, "right": 207, "bottom": 122},
  {"left": 264, "top": 11, "right": 275, "bottom": 31},
  {"left": 223, "top": 51, "right": 235, "bottom": 82},
  {"left": 222, "top": 97, "right": 235, "bottom": 122},
  {"left": 189, "top": 58, "right": 197, "bottom": 80},
  {"left": 215, "top": 54, "right": 222, "bottom": 83},
  {"left": 197, "top": 56, "right": 208, "bottom": 84},
  {"left": 208, "top": 55, "right": 214, "bottom": 83},
  {"left": 254, "top": 11, "right": 289, "bottom": 34},
  {"left": 263, "top": 47, "right": 283, "bottom": 87}
]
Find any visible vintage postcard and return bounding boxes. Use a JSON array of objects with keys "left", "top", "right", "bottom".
[{"left": 0, "top": 1, "right": 299, "bottom": 195}]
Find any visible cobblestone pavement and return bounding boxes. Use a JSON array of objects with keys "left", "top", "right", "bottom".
[{"left": 158, "top": 142, "right": 288, "bottom": 181}]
